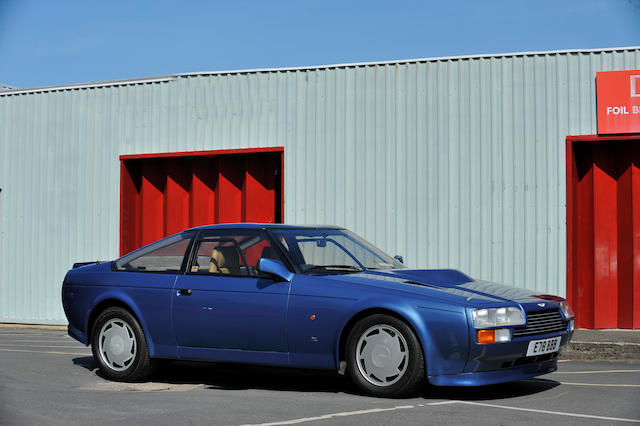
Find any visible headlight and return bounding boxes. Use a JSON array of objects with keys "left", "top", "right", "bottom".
[
  {"left": 472, "top": 307, "right": 525, "bottom": 328},
  {"left": 559, "top": 301, "right": 574, "bottom": 319}
]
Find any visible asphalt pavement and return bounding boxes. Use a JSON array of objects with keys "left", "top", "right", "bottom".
[{"left": 0, "top": 327, "right": 639, "bottom": 425}]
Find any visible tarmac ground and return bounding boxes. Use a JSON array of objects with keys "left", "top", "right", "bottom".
[{"left": 0, "top": 327, "right": 639, "bottom": 425}]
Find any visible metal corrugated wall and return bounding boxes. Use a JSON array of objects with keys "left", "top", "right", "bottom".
[{"left": 1, "top": 48, "right": 639, "bottom": 324}]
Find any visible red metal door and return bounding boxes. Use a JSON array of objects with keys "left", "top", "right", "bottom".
[
  {"left": 567, "top": 136, "right": 640, "bottom": 329},
  {"left": 120, "top": 148, "right": 283, "bottom": 255}
]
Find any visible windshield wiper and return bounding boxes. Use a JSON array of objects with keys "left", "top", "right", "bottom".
[{"left": 303, "top": 265, "right": 363, "bottom": 274}]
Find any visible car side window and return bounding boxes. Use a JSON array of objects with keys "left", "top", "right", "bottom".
[
  {"left": 115, "top": 233, "right": 193, "bottom": 273},
  {"left": 189, "top": 230, "right": 284, "bottom": 277}
]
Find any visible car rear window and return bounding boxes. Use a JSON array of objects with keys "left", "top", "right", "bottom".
[{"left": 115, "top": 233, "right": 192, "bottom": 273}]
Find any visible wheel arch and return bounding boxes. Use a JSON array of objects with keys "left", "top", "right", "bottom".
[
  {"left": 86, "top": 295, "right": 156, "bottom": 357},
  {"left": 336, "top": 306, "right": 428, "bottom": 371}
]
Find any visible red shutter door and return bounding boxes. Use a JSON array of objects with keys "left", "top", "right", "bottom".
[
  {"left": 567, "top": 137, "right": 640, "bottom": 329},
  {"left": 120, "top": 148, "right": 283, "bottom": 255}
]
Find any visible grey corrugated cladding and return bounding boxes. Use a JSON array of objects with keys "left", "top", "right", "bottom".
[{"left": 1, "top": 47, "right": 639, "bottom": 324}]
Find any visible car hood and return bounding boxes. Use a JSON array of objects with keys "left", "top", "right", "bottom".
[{"left": 327, "top": 268, "right": 557, "bottom": 306}]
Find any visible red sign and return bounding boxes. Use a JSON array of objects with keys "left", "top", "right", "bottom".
[
  {"left": 597, "top": 70, "right": 640, "bottom": 134},
  {"left": 596, "top": 70, "right": 640, "bottom": 134}
]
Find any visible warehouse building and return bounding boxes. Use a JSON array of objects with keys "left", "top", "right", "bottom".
[{"left": 1, "top": 47, "right": 639, "bottom": 328}]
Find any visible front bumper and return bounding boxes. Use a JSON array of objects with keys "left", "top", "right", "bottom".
[
  {"left": 428, "top": 330, "right": 573, "bottom": 386},
  {"left": 428, "top": 356, "right": 558, "bottom": 386}
]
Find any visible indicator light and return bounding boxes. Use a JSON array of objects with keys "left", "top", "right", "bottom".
[
  {"left": 477, "top": 328, "right": 511, "bottom": 343},
  {"left": 477, "top": 329, "right": 495, "bottom": 343}
]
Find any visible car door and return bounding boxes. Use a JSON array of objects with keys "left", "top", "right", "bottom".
[
  {"left": 172, "top": 229, "right": 291, "bottom": 352},
  {"left": 110, "top": 231, "right": 197, "bottom": 357}
]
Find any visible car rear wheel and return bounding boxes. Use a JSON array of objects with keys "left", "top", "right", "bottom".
[
  {"left": 346, "top": 314, "right": 425, "bottom": 397},
  {"left": 91, "top": 307, "right": 156, "bottom": 381}
]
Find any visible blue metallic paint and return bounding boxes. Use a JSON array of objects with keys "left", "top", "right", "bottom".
[
  {"left": 63, "top": 262, "right": 179, "bottom": 358},
  {"left": 428, "top": 359, "right": 559, "bottom": 386},
  {"left": 257, "top": 258, "right": 295, "bottom": 281},
  {"left": 173, "top": 274, "right": 290, "bottom": 351},
  {"left": 62, "top": 224, "right": 573, "bottom": 387}
]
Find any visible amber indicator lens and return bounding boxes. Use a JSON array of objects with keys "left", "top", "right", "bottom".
[{"left": 477, "top": 329, "right": 495, "bottom": 343}]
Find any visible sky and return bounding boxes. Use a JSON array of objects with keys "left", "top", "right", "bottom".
[{"left": 0, "top": 0, "right": 639, "bottom": 89}]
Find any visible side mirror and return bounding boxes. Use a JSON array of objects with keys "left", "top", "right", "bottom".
[
  {"left": 394, "top": 255, "right": 404, "bottom": 264},
  {"left": 257, "top": 258, "right": 294, "bottom": 281}
]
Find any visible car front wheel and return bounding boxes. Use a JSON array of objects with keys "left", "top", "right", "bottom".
[
  {"left": 346, "top": 314, "right": 425, "bottom": 397},
  {"left": 91, "top": 307, "right": 156, "bottom": 381}
]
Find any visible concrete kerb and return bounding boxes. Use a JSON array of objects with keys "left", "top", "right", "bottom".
[
  {"left": 561, "top": 341, "right": 640, "bottom": 361},
  {"left": 561, "top": 328, "right": 640, "bottom": 361},
  {"left": 0, "top": 323, "right": 67, "bottom": 331}
]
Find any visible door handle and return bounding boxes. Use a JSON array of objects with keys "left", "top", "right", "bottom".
[{"left": 177, "top": 289, "right": 192, "bottom": 296}]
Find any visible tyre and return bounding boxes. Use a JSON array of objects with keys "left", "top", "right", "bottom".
[
  {"left": 346, "top": 314, "right": 425, "bottom": 397},
  {"left": 91, "top": 307, "right": 156, "bottom": 381}
]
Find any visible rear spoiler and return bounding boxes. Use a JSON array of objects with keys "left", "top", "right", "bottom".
[{"left": 72, "top": 261, "right": 101, "bottom": 269}]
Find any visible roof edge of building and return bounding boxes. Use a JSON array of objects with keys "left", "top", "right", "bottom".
[
  {"left": 0, "top": 83, "right": 17, "bottom": 92},
  {"left": 2, "top": 45, "right": 639, "bottom": 97}
]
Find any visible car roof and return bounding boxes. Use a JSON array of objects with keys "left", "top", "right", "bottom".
[{"left": 186, "top": 223, "right": 345, "bottom": 231}]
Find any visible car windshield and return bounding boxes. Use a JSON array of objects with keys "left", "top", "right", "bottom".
[{"left": 268, "top": 228, "right": 405, "bottom": 274}]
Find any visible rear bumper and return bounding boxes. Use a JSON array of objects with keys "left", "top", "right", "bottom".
[{"left": 68, "top": 323, "right": 88, "bottom": 345}]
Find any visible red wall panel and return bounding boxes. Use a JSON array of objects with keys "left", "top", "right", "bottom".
[
  {"left": 592, "top": 146, "right": 618, "bottom": 328},
  {"left": 633, "top": 160, "right": 640, "bottom": 329},
  {"left": 190, "top": 158, "right": 217, "bottom": 227},
  {"left": 120, "top": 161, "right": 142, "bottom": 255},
  {"left": 243, "top": 156, "right": 276, "bottom": 223},
  {"left": 617, "top": 155, "right": 633, "bottom": 328},
  {"left": 574, "top": 147, "right": 595, "bottom": 328},
  {"left": 165, "top": 159, "right": 191, "bottom": 236},
  {"left": 140, "top": 160, "right": 165, "bottom": 246},
  {"left": 120, "top": 148, "right": 283, "bottom": 255},
  {"left": 217, "top": 157, "right": 243, "bottom": 224}
]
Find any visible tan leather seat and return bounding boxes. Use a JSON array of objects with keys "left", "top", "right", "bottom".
[{"left": 209, "top": 246, "right": 241, "bottom": 274}]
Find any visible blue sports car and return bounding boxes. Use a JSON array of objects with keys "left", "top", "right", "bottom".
[{"left": 62, "top": 224, "right": 574, "bottom": 397}]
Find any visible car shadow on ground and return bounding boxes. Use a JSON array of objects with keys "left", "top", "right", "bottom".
[
  {"left": 422, "top": 378, "right": 559, "bottom": 401},
  {"left": 71, "top": 357, "right": 559, "bottom": 400}
]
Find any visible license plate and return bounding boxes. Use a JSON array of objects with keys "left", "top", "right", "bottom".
[{"left": 526, "top": 336, "right": 561, "bottom": 357}]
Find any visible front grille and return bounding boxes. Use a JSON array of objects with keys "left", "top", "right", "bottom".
[{"left": 512, "top": 309, "right": 567, "bottom": 338}]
